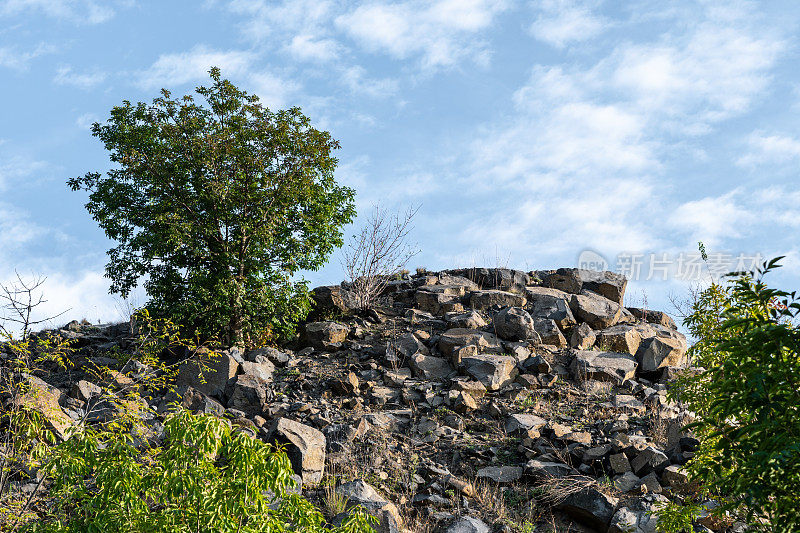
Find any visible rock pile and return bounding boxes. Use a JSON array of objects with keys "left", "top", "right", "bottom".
[{"left": 3, "top": 267, "right": 724, "bottom": 533}]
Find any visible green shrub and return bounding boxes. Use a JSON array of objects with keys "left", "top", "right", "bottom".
[{"left": 660, "top": 256, "right": 800, "bottom": 531}]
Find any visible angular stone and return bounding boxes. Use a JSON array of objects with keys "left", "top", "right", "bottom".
[
  {"left": 309, "top": 285, "right": 359, "bottom": 318},
  {"left": 460, "top": 354, "right": 518, "bottom": 391},
  {"left": 240, "top": 360, "right": 275, "bottom": 382},
  {"left": 445, "top": 310, "right": 487, "bottom": 329},
  {"left": 608, "top": 453, "right": 632, "bottom": 475},
  {"left": 445, "top": 516, "right": 490, "bottom": 533},
  {"left": 387, "top": 332, "right": 429, "bottom": 361},
  {"left": 70, "top": 379, "right": 101, "bottom": 402},
  {"left": 16, "top": 375, "right": 72, "bottom": 441},
  {"left": 547, "top": 268, "right": 627, "bottom": 304},
  {"left": 304, "top": 321, "right": 348, "bottom": 350},
  {"left": 526, "top": 287, "right": 577, "bottom": 329},
  {"left": 662, "top": 465, "right": 690, "bottom": 488},
  {"left": 570, "top": 322, "right": 596, "bottom": 350},
  {"left": 410, "top": 354, "right": 452, "bottom": 380},
  {"left": 505, "top": 413, "right": 546, "bottom": 435},
  {"left": 533, "top": 317, "right": 567, "bottom": 347},
  {"left": 556, "top": 487, "right": 618, "bottom": 531},
  {"left": 493, "top": 307, "right": 538, "bottom": 341},
  {"left": 476, "top": 466, "right": 523, "bottom": 483},
  {"left": 524, "top": 460, "right": 577, "bottom": 479},
  {"left": 637, "top": 336, "right": 688, "bottom": 373},
  {"left": 614, "top": 394, "right": 645, "bottom": 414},
  {"left": 226, "top": 374, "right": 268, "bottom": 416},
  {"left": 452, "top": 391, "right": 478, "bottom": 413},
  {"left": 613, "top": 471, "right": 641, "bottom": 493},
  {"left": 438, "top": 328, "right": 502, "bottom": 358},
  {"left": 416, "top": 290, "right": 463, "bottom": 315},
  {"left": 469, "top": 290, "right": 526, "bottom": 310},
  {"left": 448, "top": 268, "right": 529, "bottom": 294},
  {"left": 266, "top": 418, "right": 326, "bottom": 485},
  {"left": 177, "top": 350, "right": 239, "bottom": 399},
  {"left": 596, "top": 325, "right": 642, "bottom": 355},
  {"left": 571, "top": 350, "right": 637, "bottom": 385},
  {"left": 335, "top": 480, "right": 402, "bottom": 533},
  {"left": 570, "top": 292, "right": 623, "bottom": 329},
  {"left": 627, "top": 307, "right": 677, "bottom": 329},
  {"left": 631, "top": 447, "right": 670, "bottom": 476}
]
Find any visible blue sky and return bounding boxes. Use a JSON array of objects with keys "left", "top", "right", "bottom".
[{"left": 1, "top": 0, "right": 799, "bottom": 326}]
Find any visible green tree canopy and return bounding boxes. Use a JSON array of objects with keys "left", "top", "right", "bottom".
[{"left": 69, "top": 68, "right": 356, "bottom": 345}]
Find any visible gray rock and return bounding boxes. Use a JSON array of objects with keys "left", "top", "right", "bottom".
[
  {"left": 447, "top": 267, "right": 529, "bottom": 294},
  {"left": 469, "top": 290, "right": 526, "bottom": 310},
  {"left": 524, "top": 459, "right": 578, "bottom": 479},
  {"left": 460, "top": 354, "right": 518, "bottom": 390},
  {"left": 438, "top": 329, "right": 502, "bottom": 358},
  {"left": 410, "top": 354, "right": 452, "bottom": 380},
  {"left": 445, "top": 310, "right": 487, "bottom": 329},
  {"left": 416, "top": 290, "right": 463, "bottom": 315},
  {"left": 614, "top": 471, "right": 641, "bottom": 492},
  {"left": 304, "top": 321, "right": 348, "bottom": 350},
  {"left": 226, "top": 374, "right": 268, "bottom": 416},
  {"left": 631, "top": 447, "right": 670, "bottom": 476},
  {"left": 546, "top": 268, "right": 628, "bottom": 304},
  {"left": 570, "top": 292, "right": 623, "bottom": 329},
  {"left": 177, "top": 350, "right": 239, "bottom": 399},
  {"left": 556, "top": 487, "right": 618, "bottom": 531},
  {"left": 266, "top": 418, "right": 326, "bottom": 485},
  {"left": 533, "top": 317, "right": 567, "bottom": 347},
  {"left": 309, "top": 285, "right": 360, "bottom": 318},
  {"left": 570, "top": 322, "right": 596, "bottom": 350},
  {"left": 15, "top": 375, "right": 71, "bottom": 441},
  {"left": 240, "top": 359, "right": 275, "bottom": 381},
  {"left": 571, "top": 350, "right": 638, "bottom": 385},
  {"left": 505, "top": 413, "right": 546, "bottom": 435},
  {"left": 334, "top": 480, "right": 403, "bottom": 533},
  {"left": 476, "top": 466, "right": 523, "bottom": 483},
  {"left": 70, "top": 379, "right": 101, "bottom": 402},
  {"left": 444, "top": 516, "right": 490, "bottom": 533},
  {"left": 637, "top": 336, "right": 688, "bottom": 373},
  {"left": 596, "top": 324, "right": 642, "bottom": 355},
  {"left": 526, "top": 286, "right": 576, "bottom": 329},
  {"left": 493, "top": 307, "right": 537, "bottom": 341},
  {"left": 627, "top": 307, "right": 677, "bottom": 329},
  {"left": 387, "top": 332, "right": 430, "bottom": 360}
]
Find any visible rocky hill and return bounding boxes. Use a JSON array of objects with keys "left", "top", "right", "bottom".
[{"left": 4, "top": 267, "right": 717, "bottom": 533}]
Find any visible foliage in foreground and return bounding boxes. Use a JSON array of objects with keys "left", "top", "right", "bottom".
[
  {"left": 659, "top": 256, "right": 800, "bottom": 532},
  {"left": 68, "top": 67, "right": 356, "bottom": 346},
  {"left": 1, "top": 310, "right": 374, "bottom": 533}
]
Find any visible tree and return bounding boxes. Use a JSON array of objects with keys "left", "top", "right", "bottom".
[
  {"left": 659, "top": 254, "right": 800, "bottom": 531},
  {"left": 341, "top": 204, "right": 418, "bottom": 311},
  {"left": 69, "top": 68, "right": 356, "bottom": 345}
]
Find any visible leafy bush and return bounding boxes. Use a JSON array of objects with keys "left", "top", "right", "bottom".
[
  {"left": 68, "top": 67, "right": 356, "bottom": 346},
  {"left": 660, "top": 256, "right": 800, "bottom": 531}
]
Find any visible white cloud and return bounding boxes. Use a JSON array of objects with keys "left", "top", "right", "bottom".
[
  {"left": 336, "top": 0, "right": 509, "bottom": 69},
  {"left": 136, "top": 45, "right": 254, "bottom": 90},
  {"left": 249, "top": 71, "right": 301, "bottom": 109},
  {"left": 737, "top": 131, "right": 800, "bottom": 168},
  {"left": 340, "top": 66, "right": 399, "bottom": 98},
  {"left": 76, "top": 113, "right": 99, "bottom": 130},
  {"left": 529, "top": 0, "right": 609, "bottom": 48},
  {"left": 0, "top": 0, "right": 116, "bottom": 23},
  {"left": 0, "top": 42, "right": 55, "bottom": 70},
  {"left": 54, "top": 65, "right": 107, "bottom": 89},
  {"left": 286, "top": 34, "right": 340, "bottom": 62},
  {"left": 0, "top": 153, "right": 48, "bottom": 189},
  {"left": 668, "top": 191, "right": 753, "bottom": 247}
]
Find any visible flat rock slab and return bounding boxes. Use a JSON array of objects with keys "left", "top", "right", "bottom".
[
  {"left": 571, "top": 350, "right": 637, "bottom": 385},
  {"left": 476, "top": 466, "right": 523, "bottom": 483}
]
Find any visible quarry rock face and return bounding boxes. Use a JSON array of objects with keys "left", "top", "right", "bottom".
[{"left": 7, "top": 266, "right": 696, "bottom": 532}]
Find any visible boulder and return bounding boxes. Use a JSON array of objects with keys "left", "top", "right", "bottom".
[
  {"left": 240, "top": 359, "right": 275, "bottom": 382},
  {"left": 447, "top": 267, "right": 529, "bottom": 294},
  {"left": 309, "top": 285, "right": 359, "bottom": 319},
  {"left": 555, "top": 487, "right": 618, "bottom": 531},
  {"left": 571, "top": 350, "right": 637, "bottom": 385},
  {"left": 410, "top": 354, "right": 453, "bottom": 380},
  {"left": 334, "top": 480, "right": 402, "bottom": 533},
  {"left": 505, "top": 413, "right": 546, "bottom": 435},
  {"left": 637, "top": 336, "right": 688, "bottom": 373},
  {"left": 438, "top": 329, "right": 502, "bottom": 358},
  {"left": 469, "top": 290, "right": 526, "bottom": 310},
  {"left": 570, "top": 322, "right": 596, "bottom": 350},
  {"left": 631, "top": 446, "right": 670, "bottom": 476},
  {"left": 70, "top": 379, "right": 101, "bottom": 402},
  {"left": 476, "top": 466, "right": 523, "bottom": 484},
  {"left": 15, "top": 375, "right": 72, "bottom": 441},
  {"left": 416, "top": 290, "right": 463, "bottom": 315},
  {"left": 180, "top": 386, "right": 225, "bottom": 416},
  {"left": 444, "top": 516, "right": 490, "bottom": 533},
  {"left": 526, "top": 287, "right": 576, "bottom": 329},
  {"left": 627, "top": 307, "right": 677, "bottom": 329},
  {"left": 177, "top": 350, "right": 239, "bottom": 399},
  {"left": 524, "top": 460, "right": 578, "bottom": 479},
  {"left": 596, "top": 324, "right": 642, "bottom": 355},
  {"left": 570, "top": 292, "right": 622, "bottom": 329},
  {"left": 266, "top": 418, "right": 326, "bottom": 485},
  {"left": 387, "top": 332, "right": 429, "bottom": 361},
  {"left": 445, "top": 310, "right": 487, "bottom": 329},
  {"left": 460, "top": 354, "right": 518, "bottom": 391},
  {"left": 533, "top": 318, "right": 567, "bottom": 347},
  {"left": 493, "top": 307, "right": 537, "bottom": 341},
  {"left": 546, "top": 268, "right": 627, "bottom": 304},
  {"left": 304, "top": 321, "right": 348, "bottom": 350},
  {"left": 226, "top": 374, "right": 268, "bottom": 417}
]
